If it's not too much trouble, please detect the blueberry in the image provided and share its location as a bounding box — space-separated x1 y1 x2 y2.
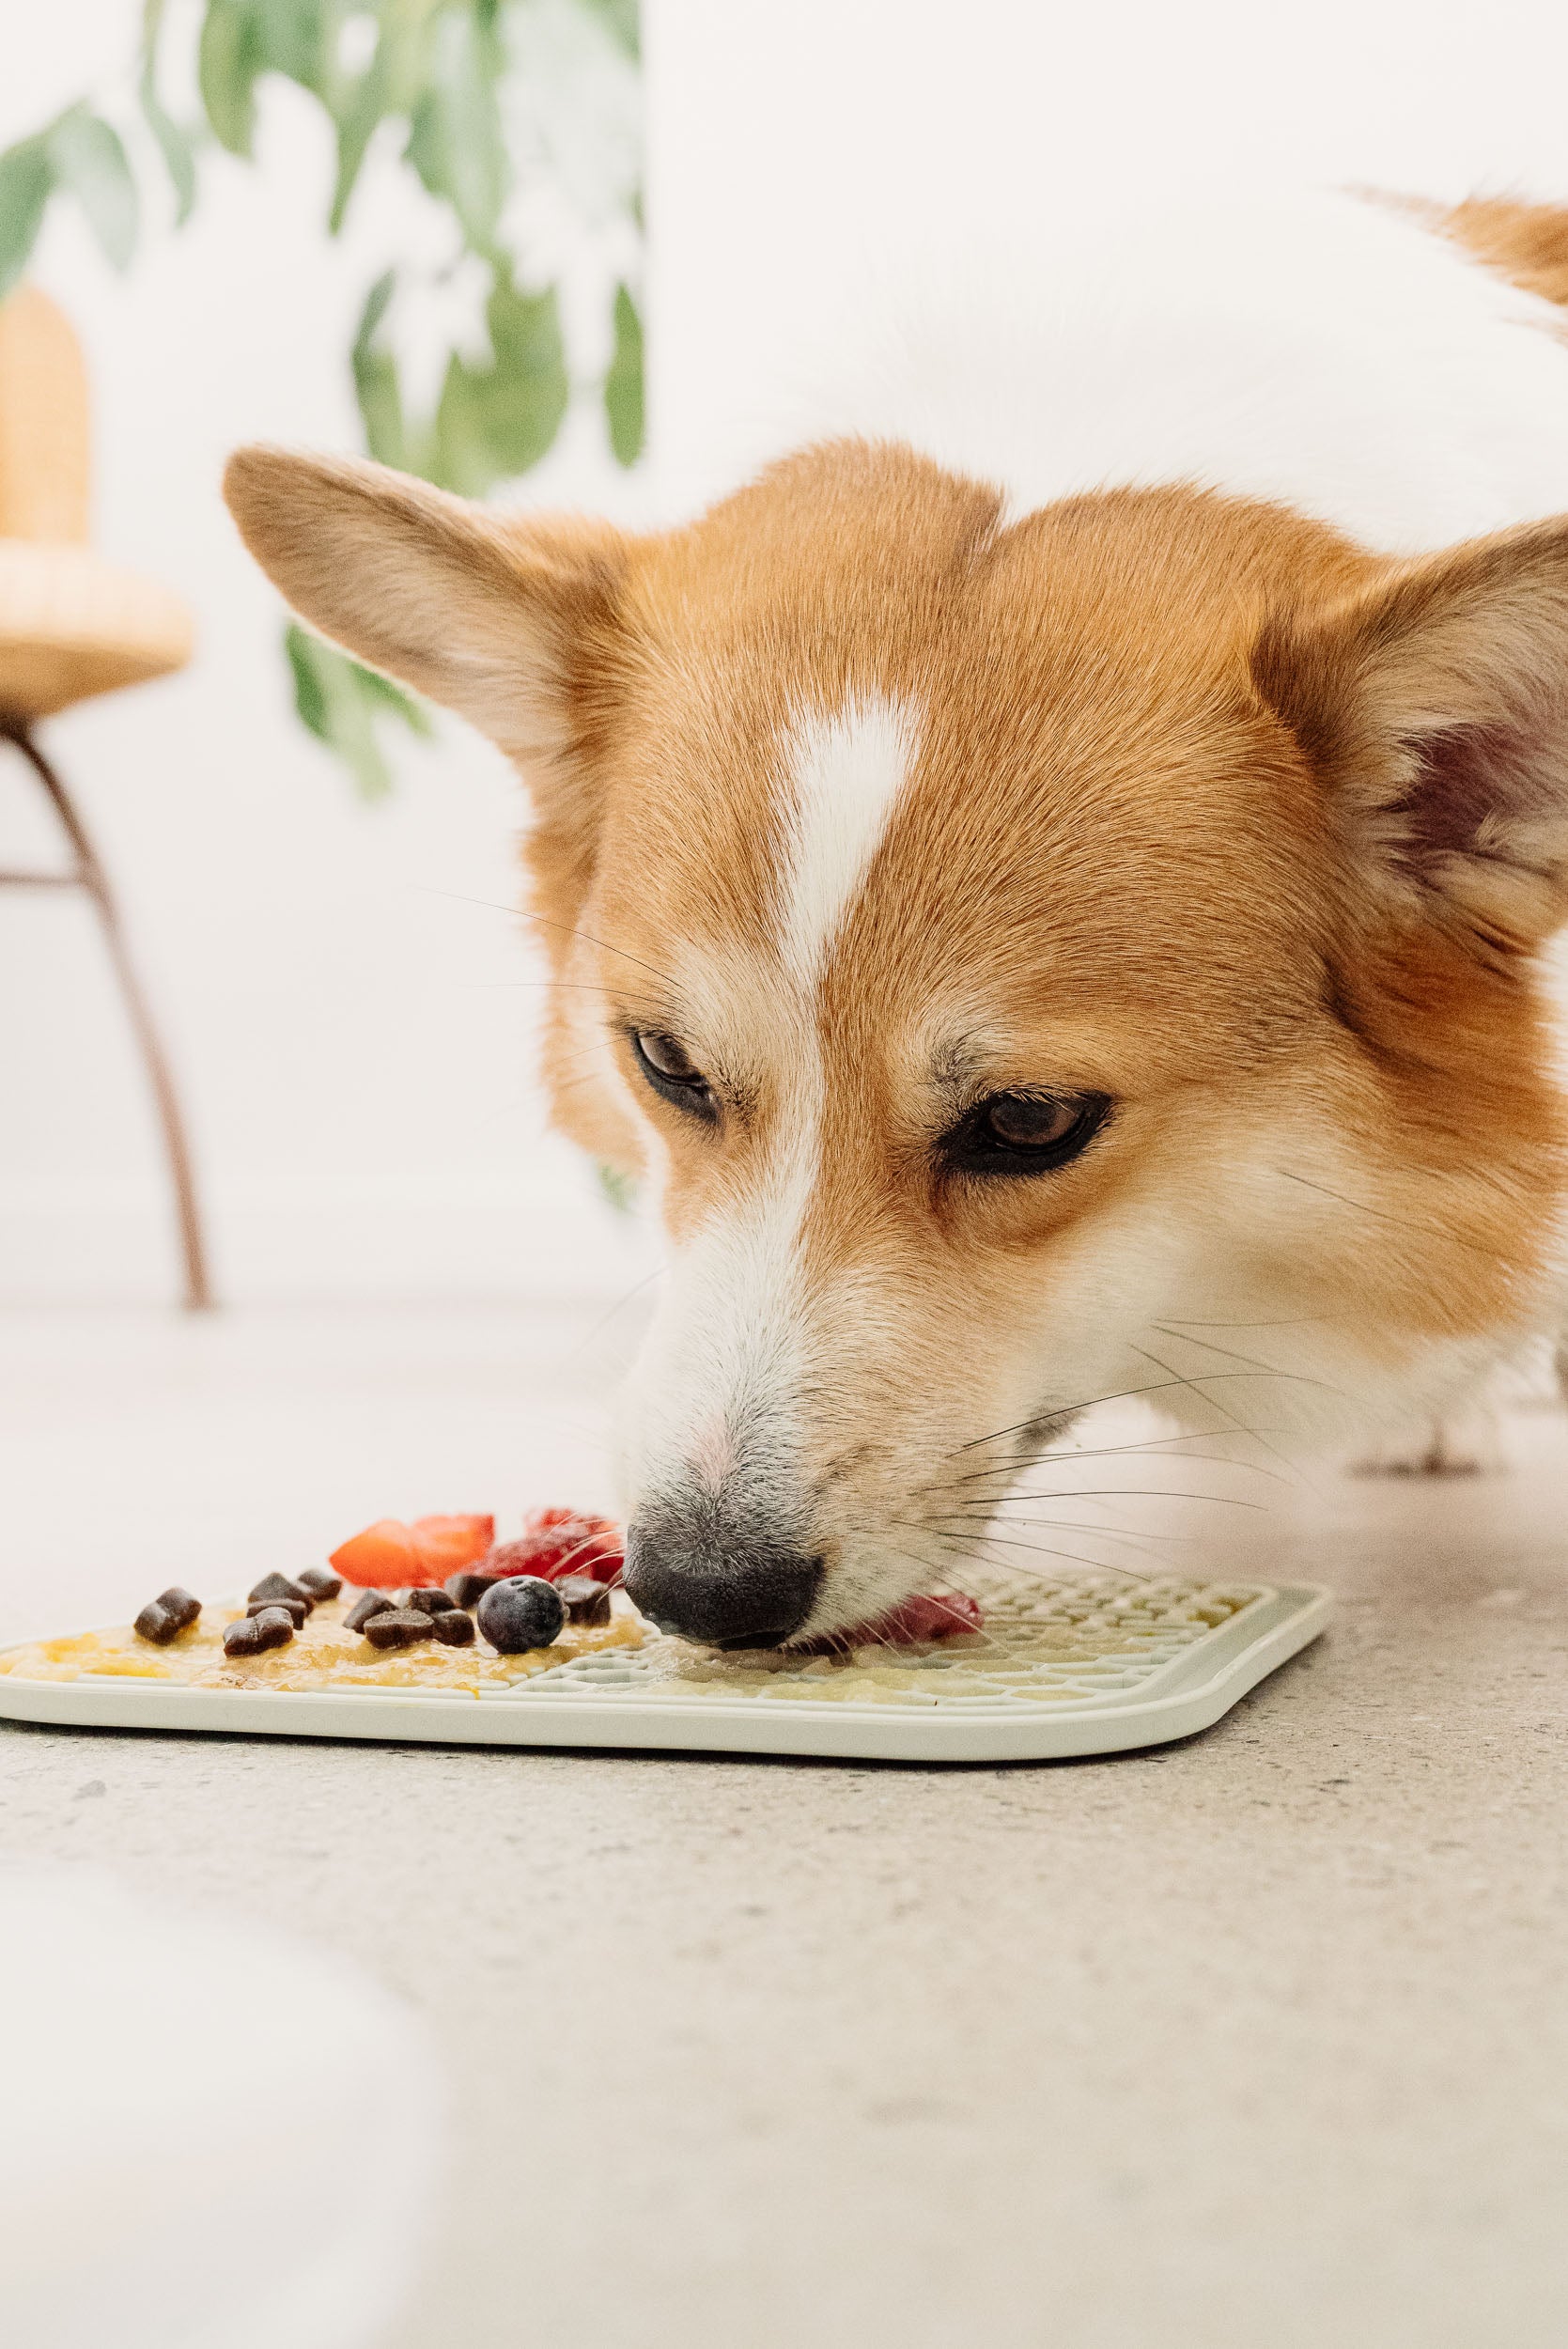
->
476 1576 564 1654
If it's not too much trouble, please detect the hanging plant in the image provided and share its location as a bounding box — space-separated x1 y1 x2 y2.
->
0 0 643 797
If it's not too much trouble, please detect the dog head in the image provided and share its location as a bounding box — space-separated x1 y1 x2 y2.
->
226 440 1568 1644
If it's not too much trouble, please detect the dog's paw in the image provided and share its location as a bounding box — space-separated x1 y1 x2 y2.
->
1347 1409 1508 1478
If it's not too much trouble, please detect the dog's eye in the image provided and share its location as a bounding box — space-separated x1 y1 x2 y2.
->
630 1030 718 1122
945 1090 1110 1175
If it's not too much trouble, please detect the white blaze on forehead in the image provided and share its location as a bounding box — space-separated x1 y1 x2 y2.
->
622 695 918 1557
775 694 921 984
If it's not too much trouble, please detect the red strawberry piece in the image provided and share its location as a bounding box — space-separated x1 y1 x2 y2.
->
410 1514 495 1577
796 1589 984 1653
522 1506 624 1582
871 1590 984 1642
479 1512 623 1587
329 1520 424 1589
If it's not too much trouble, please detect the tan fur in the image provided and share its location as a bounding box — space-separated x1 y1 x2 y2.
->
1418 194 1568 311
223 226 1568 1635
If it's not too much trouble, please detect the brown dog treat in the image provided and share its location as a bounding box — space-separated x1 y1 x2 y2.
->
245 1595 307 1627
133 1586 201 1645
223 1616 262 1658
443 1572 492 1610
430 1608 476 1646
251 1606 296 1650
555 1577 612 1627
297 1567 342 1602
405 1586 458 1614
362 1609 433 1650
345 1589 395 1633
248 1572 313 1612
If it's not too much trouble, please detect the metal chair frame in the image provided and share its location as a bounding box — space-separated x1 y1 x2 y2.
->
0 719 211 1309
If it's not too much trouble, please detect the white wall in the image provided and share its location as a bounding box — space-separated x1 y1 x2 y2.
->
0 0 655 1305
8 0 1568 1306
646 0 1568 503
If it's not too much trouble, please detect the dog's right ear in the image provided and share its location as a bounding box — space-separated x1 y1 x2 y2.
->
222 447 629 776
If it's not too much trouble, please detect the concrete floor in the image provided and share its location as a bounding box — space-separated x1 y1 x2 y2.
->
2 1305 1566 2348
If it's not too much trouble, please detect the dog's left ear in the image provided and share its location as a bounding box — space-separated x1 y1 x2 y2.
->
1252 518 1568 953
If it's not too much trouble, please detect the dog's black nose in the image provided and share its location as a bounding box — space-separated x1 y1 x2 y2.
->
624 1509 823 1648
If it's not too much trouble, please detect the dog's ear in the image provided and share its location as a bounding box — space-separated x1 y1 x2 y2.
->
222 447 629 774
1252 518 1568 953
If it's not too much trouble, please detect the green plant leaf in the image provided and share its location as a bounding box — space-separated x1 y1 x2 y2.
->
253 0 331 95
286 621 429 801
139 68 199 225
405 6 507 254
596 1161 639 1214
427 275 567 494
46 110 139 272
199 0 266 157
605 279 643 465
581 0 640 62
350 267 407 467
356 660 433 736
0 138 53 302
140 0 198 224
329 56 387 233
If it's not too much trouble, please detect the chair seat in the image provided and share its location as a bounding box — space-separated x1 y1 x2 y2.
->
0 541 193 720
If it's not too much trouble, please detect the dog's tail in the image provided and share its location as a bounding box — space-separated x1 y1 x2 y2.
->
1389 191 1568 310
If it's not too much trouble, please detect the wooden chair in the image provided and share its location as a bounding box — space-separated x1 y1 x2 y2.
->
0 286 210 1308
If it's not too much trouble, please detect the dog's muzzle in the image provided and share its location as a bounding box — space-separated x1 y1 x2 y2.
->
623 1500 823 1648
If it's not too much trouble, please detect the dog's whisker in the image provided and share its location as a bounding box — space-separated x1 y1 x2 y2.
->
1158 1315 1324 1330
416 887 682 991
1271 1165 1534 1271
939 1430 1296 1492
940 1486 1266 1510
1129 1343 1325 1493
939 1512 1203 1545
1148 1322 1337 1383
951 1366 1344 1463
924 1524 1156 1583
564 1266 669 1366
926 1530 1154 1590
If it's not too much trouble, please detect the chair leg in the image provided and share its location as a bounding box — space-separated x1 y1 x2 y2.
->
8 723 214 1311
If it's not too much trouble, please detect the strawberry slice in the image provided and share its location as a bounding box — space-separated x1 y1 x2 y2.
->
329 1519 424 1589
409 1514 495 1576
796 1589 984 1653
329 1513 495 1588
869 1590 984 1642
479 1510 623 1587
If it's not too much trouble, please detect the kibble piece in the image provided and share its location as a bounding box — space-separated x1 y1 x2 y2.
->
406 1585 459 1615
444 1571 492 1610
297 1567 342 1603
221 1612 290 1659
132 1586 202 1645
245 1595 307 1627
345 1589 395 1634
476 1576 565 1655
248 1572 313 1612
362 1608 434 1651
430 1607 476 1646
555 1576 612 1627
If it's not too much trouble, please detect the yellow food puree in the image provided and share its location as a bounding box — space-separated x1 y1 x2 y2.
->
0 1593 644 1695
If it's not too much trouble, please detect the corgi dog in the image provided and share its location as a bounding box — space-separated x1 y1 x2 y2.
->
227 186 1568 1649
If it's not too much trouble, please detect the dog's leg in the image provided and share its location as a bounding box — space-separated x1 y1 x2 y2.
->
1349 1408 1504 1476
